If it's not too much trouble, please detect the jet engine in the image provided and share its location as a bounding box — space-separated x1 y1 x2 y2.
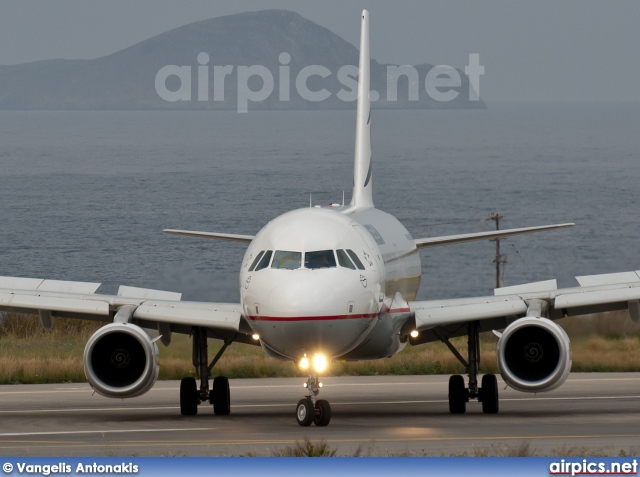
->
83 323 159 398
497 317 571 393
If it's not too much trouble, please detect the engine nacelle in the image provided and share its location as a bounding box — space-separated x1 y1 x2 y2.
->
497 317 571 393
83 323 159 398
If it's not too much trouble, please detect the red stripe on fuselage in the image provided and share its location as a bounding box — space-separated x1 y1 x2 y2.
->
248 313 379 322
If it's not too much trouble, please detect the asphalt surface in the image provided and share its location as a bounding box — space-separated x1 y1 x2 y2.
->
1 373 639 456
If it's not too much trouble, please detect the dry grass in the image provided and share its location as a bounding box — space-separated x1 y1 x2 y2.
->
266 440 638 457
1 311 640 384
271 438 338 457
445 442 639 457
572 336 640 372
0 314 99 384
549 445 640 457
449 441 536 457
557 310 640 338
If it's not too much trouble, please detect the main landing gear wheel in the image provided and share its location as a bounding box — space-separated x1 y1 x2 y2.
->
179 327 237 417
441 321 501 414
296 398 314 427
313 399 331 426
180 377 198 416
211 376 231 415
481 374 499 414
448 374 467 414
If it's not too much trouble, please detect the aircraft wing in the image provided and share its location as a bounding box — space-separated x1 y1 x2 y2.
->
164 229 254 243
407 271 640 344
0 276 252 343
413 223 574 249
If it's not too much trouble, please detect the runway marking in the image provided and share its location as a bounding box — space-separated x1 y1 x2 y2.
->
501 395 640 402
568 377 640 382
233 382 431 388
1 394 639 416
0 428 216 437
0 383 427 395
1 376 637 395
1 433 640 452
0 406 179 414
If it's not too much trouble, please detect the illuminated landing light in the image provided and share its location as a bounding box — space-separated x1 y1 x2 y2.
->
312 354 328 373
410 330 419 338
299 355 310 371
252 334 260 340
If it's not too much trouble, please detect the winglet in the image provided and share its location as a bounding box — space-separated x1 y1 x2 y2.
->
349 10 373 210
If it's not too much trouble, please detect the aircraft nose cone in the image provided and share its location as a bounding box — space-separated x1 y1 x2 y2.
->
267 278 337 317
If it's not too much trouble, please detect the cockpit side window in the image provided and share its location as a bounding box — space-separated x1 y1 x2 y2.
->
248 251 265 272
254 250 273 271
346 249 366 270
305 250 336 269
271 250 302 270
336 249 356 270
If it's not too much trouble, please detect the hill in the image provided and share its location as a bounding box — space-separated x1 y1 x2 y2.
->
0 10 484 110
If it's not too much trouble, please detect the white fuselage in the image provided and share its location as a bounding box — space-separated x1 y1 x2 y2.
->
239 206 421 362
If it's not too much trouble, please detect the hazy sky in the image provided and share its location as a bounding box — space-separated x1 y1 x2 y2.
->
1 0 639 103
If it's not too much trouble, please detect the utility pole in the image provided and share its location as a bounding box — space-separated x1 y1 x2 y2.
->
486 213 506 288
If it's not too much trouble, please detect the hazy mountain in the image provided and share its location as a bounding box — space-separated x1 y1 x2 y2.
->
0 10 484 110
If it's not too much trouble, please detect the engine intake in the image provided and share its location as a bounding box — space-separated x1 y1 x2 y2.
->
83 323 159 398
497 317 571 393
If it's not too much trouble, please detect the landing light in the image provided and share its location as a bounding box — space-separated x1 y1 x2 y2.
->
252 334 260 340
410 330 419 338
299 356 310 371
313 354 328 373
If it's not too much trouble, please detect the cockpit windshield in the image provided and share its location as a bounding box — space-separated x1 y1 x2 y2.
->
250 249 363 272
346 249 366 270
248 251 265 271
254 250 273 271
304 250 337 269
271 250 302 270
336 249 356 269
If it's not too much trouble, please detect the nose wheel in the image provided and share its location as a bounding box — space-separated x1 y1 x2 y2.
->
296 374 331 426
296 399 314 426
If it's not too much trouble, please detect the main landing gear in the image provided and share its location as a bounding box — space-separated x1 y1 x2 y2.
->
296 374 331 427
438 321 499 414
180 327 236 416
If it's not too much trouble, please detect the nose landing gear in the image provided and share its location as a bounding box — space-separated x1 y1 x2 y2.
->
296 374 331 426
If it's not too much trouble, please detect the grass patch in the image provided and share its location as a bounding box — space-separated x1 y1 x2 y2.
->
2 311 640 384
445 442 639 457
267 440 637 457
271 438 338 457
446 441 536 457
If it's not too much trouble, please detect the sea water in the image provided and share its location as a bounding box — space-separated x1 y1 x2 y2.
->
0 103 638 302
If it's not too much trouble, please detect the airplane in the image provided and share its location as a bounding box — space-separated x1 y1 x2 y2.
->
1 10 639 427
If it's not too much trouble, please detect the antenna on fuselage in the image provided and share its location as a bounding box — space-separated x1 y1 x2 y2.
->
309 193 312 208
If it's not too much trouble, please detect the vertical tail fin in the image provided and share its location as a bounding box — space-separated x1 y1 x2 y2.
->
349 9 373 209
